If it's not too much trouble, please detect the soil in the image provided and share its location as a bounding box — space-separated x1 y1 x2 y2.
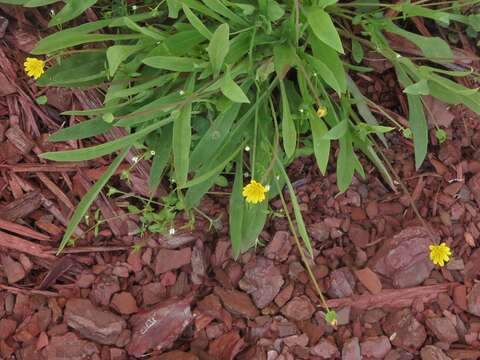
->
1 5 480 360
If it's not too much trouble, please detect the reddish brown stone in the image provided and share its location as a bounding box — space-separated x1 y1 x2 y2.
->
208 331 245 360
281 296 315 321
425 317 459 344
214 287 258 318
360 336 391 359
155 248 192 275
0 319 16 340
64 298 126 345
1 254 26 283
42 332 98 360
265 231 292 262
369 227 434 288
127 295 193 357
111 292 138 315
239 257 284 309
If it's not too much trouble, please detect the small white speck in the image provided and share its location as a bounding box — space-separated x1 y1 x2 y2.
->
150 150 156 156
132 156 139 164
276 176 280 180
84 215 89 220
395 53 402 59
265 185 270 191
169 228 176 235
132 5 138 10
299 108 304 113
244 172 249 177
50 9 55 16
179 90 185 96
244 146 250 152
313 72 318 77
170 178 176 183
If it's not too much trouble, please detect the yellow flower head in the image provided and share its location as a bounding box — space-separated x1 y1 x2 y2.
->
242 180 268 204
429 242 452 267
317 105 327 118
24 57 45 80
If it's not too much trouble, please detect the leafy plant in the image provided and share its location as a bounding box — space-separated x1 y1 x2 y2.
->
5 0 480 259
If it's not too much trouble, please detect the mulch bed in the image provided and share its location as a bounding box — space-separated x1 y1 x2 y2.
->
2 5 480 360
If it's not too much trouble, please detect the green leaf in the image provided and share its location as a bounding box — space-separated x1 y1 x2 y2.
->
385 21 453 61
49 117 112 142
307 55 343 96
148 126 173 194
266 0 284 21
408 94 428 169
173 75 195 187
57 147 129 254
49 0 98 27
276 161 313 257
352 39 364 63
273 44 296 79
229 156 244 259
207 23 230 77
25 0 61 6
310 37 347 94
404 79 430 95
183 4 212 40
41 117 173 161
37 52 106 88
143 56 206 72
307 7 344 54
325 310 337 325
322 119 349 140
337 135 355 192
107 44 141 76
220 69 250 103
36 95 48 105
166 0 182 18
280 80 296 158
190 103 241 171
309 111 330 175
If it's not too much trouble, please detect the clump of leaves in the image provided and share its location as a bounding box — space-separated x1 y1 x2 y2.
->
5 0 480 258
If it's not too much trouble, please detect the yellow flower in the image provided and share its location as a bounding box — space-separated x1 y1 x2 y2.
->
429 242 452 267
242 180 268 204
317 105 327 118
24 57 45 80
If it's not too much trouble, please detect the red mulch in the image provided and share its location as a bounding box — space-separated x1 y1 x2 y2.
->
1 5 480 360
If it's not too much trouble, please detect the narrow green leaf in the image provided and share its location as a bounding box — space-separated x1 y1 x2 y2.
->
307 55 342 96
352 38 364 63
230 156 244 259
41 117 173 161
309 111 330 175
279 80 296 158
183 4 212 40
310 36 347 94
385 21 453 61
107 44 140 76
148 125 173 194
49 117 112 142
322 119 349 140
276 161 313 257
307 7 344 54
49 0 98 27
408 95 428 169
337 134 355 192
207 23 230 77
173 76 195 187
220 69 250 103
273 44 296 79
143 56 206 72
404 79 430 95
57 147 129 254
